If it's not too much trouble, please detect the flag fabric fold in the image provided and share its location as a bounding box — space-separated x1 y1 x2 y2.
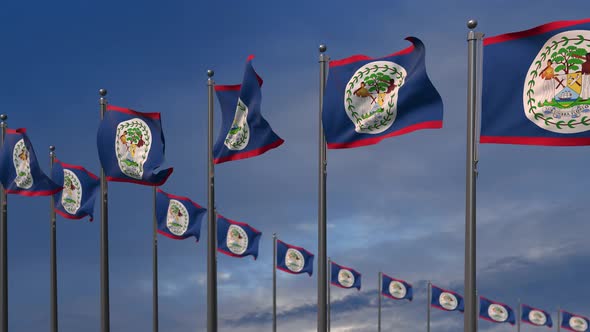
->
51 159 100 221
322 37 443 149
481 18 590 146
276 240 314 276
155 189 206 241
330 261 361 290
217 215 262 260
430 285 464 313
97 105 173 186
0 128 62 196
381 274 412 301
522 304 553 328
479 296 516 325
213 55 284 164
561 310 589 332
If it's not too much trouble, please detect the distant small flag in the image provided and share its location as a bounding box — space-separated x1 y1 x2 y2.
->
214 56 284 164
276 240 314 276
322 37 443 149
561 310 589 332
155 189 206 241
381 274 412 301
97 105 173 186
0 128 62 196
217 215 262 259
479 296 515 325
522 304 553 328
481 18 590 146
51 159 100 221
430 285 464 313
330 262 361 290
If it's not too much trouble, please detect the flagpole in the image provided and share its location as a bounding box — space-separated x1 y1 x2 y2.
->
557 308 560 332
464 20 483 332
152 186 158 332
318 43 329 332
377 272 382 332
517 299 521 332
49 146 58 332
99 89 110 332
206 69 218 332
427 281 431 332
327 257 331 332
272 233 277 332
0 113 7 332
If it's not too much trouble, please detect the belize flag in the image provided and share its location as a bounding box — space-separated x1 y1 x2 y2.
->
217 215 262 260
322 37 443 149
276 240 314 276
213 56 284 164
51 159 100 221
155 189 206 241
479 296 516 325
481 18 590 146
430 285 464 313
522 304 553 328
330 262 361 290
381 274 412 301
97 105 173 186
561 310 589 332
0 128 62 196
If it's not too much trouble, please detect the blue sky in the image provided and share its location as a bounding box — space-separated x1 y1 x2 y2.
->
2 0 590 331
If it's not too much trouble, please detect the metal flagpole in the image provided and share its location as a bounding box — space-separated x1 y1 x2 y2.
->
99 89 110 332
49 146 58 332
0 114 7 332
327 257 331 332
318 44 329 332
427 281 431 332
377 272 382 332
557 308 560 332
464 20 483 332
206 70 218 332
517 299 521 332
152 187 158 332
272 233 277 332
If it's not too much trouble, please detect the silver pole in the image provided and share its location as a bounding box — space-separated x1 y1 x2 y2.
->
206 70 218 332
0 114 6 332
152 187 158 332
99 89 110 332
49 146 58 332
378 272 382 332
427 281 431 332
464 20 483 332
517 299 521 332
317 43 328 332
327 257 331 332
557 309 560 332
272 233 277 332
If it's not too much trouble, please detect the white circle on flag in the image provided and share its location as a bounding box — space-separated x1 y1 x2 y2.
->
338 269 355 288
488 304 509 322
226 225 248 255
285 248 304 273
570 316 589 332
529 309 547 326
388 281 407 299
166 199 189 236
439 292 458 311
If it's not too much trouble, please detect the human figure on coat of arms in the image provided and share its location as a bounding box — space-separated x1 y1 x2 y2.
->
539 59 556 103
573 52 590 100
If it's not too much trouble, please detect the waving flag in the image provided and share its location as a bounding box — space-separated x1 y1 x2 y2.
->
481 18 590 146
381 274 412 301
217 215 262 259
51 159 99 221
0 128 61 196
561 310 589 332
479 296 515 325
276 240 314 276
97 105 173 186
430 285 464 313
330 262 361 290
522 304 553 328
155 189 206 241
213 56 284 164
322 37 443 149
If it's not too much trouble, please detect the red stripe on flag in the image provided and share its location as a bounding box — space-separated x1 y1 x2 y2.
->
484 18 590 46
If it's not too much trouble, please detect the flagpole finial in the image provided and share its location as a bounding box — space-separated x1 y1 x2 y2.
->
0 114 6 121
207 70 214 78
467 19 478 30
319 44 327 53
49 146 55 152
99 89 107 97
